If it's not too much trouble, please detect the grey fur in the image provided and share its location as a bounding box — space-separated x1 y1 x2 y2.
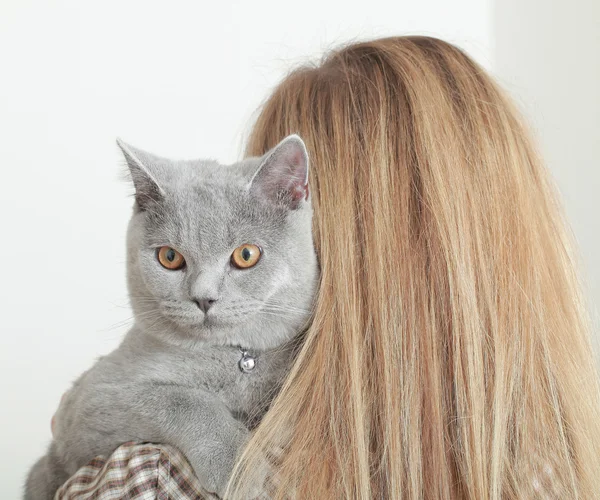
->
24 135 319 499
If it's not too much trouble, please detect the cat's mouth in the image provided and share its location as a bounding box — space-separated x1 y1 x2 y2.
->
154 300 261 334
200 314 215 326
173 312 229 330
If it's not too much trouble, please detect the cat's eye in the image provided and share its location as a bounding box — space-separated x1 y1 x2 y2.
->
157 246 186 270
231 244 262 269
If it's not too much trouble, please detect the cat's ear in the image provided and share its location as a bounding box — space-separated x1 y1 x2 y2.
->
248 134 309 210
117 139 166 210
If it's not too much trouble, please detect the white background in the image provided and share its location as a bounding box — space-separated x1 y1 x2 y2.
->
0 0 597 497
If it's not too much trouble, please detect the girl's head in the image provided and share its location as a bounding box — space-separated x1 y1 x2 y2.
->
231 36 600 499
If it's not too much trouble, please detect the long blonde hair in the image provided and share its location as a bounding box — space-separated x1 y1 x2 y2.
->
228 36 600 499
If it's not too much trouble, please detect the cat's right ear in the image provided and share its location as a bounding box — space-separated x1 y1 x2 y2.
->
117 139 166 210
248 134 309 210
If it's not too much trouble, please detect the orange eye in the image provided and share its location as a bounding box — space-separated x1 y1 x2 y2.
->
157 246 186 270
231 244 262 269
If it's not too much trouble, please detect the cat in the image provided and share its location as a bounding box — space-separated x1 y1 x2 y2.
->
24 134 319 499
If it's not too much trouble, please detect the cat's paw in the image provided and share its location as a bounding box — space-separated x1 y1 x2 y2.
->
188 428 252 498
240 448 278 499
209 448 275 499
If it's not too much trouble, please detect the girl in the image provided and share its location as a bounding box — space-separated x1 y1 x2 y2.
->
50 36 600 499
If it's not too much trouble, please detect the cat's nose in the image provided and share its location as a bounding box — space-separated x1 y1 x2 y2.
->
194 298 216 313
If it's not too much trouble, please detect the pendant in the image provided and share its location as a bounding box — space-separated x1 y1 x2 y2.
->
238 349 256 373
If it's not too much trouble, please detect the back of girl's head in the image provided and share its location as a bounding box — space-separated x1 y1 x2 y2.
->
231 36 600 499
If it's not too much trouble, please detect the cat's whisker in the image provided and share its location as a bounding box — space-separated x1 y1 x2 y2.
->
119 310 170 328
263 301 313 314
262 306 310 315
101 309 165 332
258 311 304 320
237 299 312 315
101 319 136 333
145 315 174 333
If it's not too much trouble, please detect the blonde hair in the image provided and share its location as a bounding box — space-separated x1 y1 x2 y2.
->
228 36 600 499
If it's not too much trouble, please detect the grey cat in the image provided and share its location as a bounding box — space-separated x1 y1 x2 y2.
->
24 134 319 499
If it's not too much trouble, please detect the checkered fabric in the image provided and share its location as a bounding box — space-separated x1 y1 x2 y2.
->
52 440 563 499
55 442 210 500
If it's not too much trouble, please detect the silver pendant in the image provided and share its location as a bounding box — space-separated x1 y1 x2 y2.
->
238 349 256 373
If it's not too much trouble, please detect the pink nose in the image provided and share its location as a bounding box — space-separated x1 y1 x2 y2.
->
194 298 216 313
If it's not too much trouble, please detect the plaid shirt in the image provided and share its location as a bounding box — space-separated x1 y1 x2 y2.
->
53 441 564 499
55 442 212 500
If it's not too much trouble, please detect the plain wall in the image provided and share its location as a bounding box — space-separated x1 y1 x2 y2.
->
0 0 492 495
494 0 600 346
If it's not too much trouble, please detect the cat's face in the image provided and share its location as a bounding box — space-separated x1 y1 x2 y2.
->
121 135 319 350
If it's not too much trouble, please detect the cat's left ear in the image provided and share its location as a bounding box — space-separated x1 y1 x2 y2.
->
249 134 309 210
117 139 167 211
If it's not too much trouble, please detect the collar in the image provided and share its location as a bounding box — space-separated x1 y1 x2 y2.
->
238 346 257 373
